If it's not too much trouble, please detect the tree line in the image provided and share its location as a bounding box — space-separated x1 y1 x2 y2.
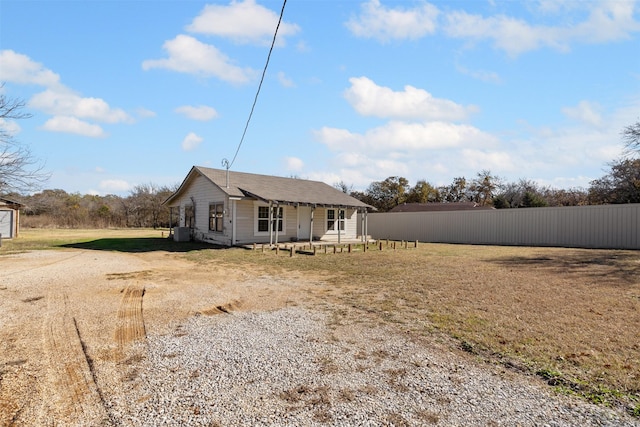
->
342 156 640 212
11 184 176 229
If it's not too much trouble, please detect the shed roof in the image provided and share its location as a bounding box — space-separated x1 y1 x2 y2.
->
164 166 373 209
388 202 494 213
0 197 23 208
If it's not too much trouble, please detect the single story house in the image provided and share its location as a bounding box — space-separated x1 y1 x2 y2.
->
163 166 374 246
0 197 23 239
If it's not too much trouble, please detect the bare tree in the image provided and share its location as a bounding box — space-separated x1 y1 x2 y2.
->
0 86 49 194
469 170 501 206
622 121 640 156
333 180 353 194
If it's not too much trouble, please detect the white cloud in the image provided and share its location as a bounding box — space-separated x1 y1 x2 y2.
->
142 35 257 84
181 132 203 151
0 49 61 87
444 1 640 56
344 76 477 121
186 0 300 45
346 0 439 42
99 179 131 193
277 71 295 88
0 50 134 136
41 116 106 138
315 120 496 153
0 118 21 136
459 149 517 173
346 1 640 56
570 1 640 44
444 12 561 56
30 88 132 124
136 107 156 119
175 105 219 121
284 156 304 171
455 63 502 84
562 101 603 127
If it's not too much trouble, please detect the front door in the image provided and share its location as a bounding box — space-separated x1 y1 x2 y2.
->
297 206 312 240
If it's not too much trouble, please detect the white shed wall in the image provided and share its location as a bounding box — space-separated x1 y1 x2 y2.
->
0 209 14 238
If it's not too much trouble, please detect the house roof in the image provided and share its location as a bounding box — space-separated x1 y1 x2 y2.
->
388 202 494 213
164 166 374 210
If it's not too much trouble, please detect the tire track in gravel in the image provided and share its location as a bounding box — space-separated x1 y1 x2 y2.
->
42 292 112 426
114 282 146 359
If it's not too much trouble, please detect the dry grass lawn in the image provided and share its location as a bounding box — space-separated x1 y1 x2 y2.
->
3 229 639 415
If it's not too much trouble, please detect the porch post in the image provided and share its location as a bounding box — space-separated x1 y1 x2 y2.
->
169 207 173 237
309 206 314 243
269 201 273 246
338 207 342 245
274 203 280 246
364 210 368 243
231 199 236 246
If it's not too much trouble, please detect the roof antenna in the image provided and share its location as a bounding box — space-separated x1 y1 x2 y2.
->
222 158 230 188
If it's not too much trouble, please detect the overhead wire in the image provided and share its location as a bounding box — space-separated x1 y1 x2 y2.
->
225 0 288 170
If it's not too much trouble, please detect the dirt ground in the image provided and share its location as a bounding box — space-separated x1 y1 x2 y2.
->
0 248 311 425
2 243 639 425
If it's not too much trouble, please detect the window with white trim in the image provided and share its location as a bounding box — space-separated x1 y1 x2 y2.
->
209 203 223 232
255 204 284 234
326 208 345 232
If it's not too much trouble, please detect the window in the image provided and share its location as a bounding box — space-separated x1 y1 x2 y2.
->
327 209 345 231
209 203 224 232
185 205 194 228
256 204 283 234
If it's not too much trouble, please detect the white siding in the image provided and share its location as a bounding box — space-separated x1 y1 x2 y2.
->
170 175 232 245
234 200 255 244
362 204 640 249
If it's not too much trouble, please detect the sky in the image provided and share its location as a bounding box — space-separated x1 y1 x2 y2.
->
1 0 639 196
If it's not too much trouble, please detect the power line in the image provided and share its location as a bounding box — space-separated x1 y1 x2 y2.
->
224 0 288 170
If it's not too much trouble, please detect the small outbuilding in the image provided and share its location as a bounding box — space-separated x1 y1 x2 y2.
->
389 202 495 213
0 197 23 240
163 166 374 246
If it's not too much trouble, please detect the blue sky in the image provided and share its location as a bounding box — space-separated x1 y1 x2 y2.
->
1 0 639 196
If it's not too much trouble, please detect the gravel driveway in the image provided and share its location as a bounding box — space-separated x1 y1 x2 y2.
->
1 249 637 426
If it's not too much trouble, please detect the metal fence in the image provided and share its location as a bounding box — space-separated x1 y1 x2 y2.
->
360 204 640 249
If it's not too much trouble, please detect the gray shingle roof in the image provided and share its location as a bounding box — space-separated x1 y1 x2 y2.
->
166 166 373 209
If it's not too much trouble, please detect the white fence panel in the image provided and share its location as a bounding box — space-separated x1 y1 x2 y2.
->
360 204 640 249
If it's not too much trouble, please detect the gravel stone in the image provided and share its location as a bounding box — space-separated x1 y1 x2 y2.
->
104 307 639 426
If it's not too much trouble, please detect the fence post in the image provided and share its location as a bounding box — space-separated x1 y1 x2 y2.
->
290 244 295 257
